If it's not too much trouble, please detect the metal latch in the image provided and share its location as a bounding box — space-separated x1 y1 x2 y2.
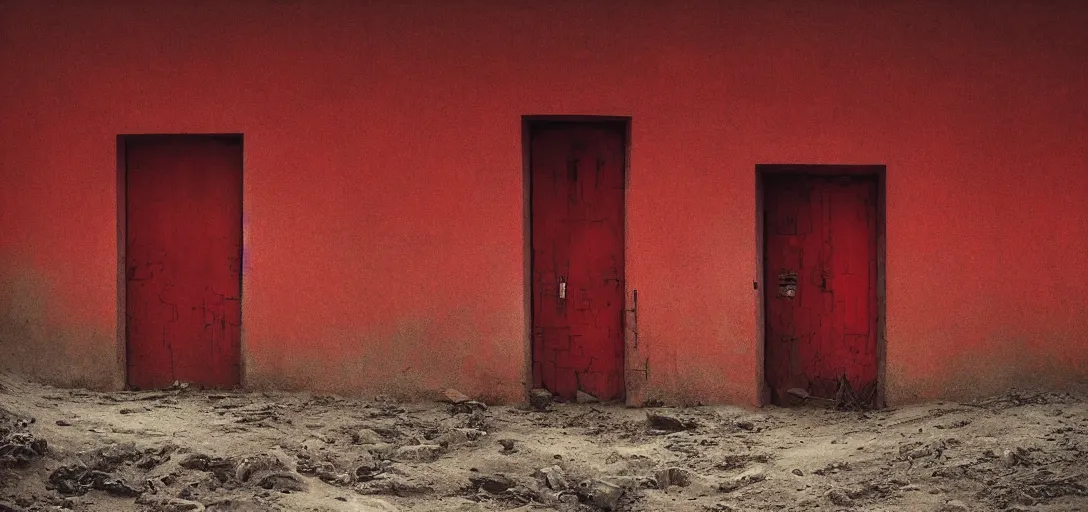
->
778 271 798 299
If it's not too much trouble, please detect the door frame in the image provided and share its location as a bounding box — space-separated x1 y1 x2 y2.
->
521 115 632 402
755 164 887 408
116 133 246 390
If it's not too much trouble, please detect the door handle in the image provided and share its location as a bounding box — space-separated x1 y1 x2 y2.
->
559 279 567 300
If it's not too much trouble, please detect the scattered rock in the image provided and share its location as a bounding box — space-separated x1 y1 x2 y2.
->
352 428 385 445
529 389 553 411
136 496 205 512
498 439 517 453
394 444 444 462
792 468 804 476
443 388 472 404
813 461 851 475
938 499 970 511
733 420 755 431
137 443 178 470
437 428 485 448
55 420 72 427
646 412 697 432
469 473 515 493
178 453 236 482
536 465 568 490
576 391 599 404
234 452 307 491
577 479 625 511
826 488 854 507
601 475 655 491
655 467 692 488
353 459 385 482
718 470 765 493
1001 448 1027 467
47 465 144 497
355 475 434 497
450 400 488 414
715 453 770 470
256 472 307 492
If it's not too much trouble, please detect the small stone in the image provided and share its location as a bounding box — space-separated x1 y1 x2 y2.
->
1001 449 1018 467
442 388 472 404
938 499 969 512
352 429 384 445
256 472 307 492
538 465 568 490
646 412 697 432
119 408 138 415
655 467 692 488
435 429 474 447
734 420 755 431
161 498 205 512
363 442 396 460
826 488 854 506
576 391 599 404
530 389 553 411
235 454 290 482
469 473 514 493
718 470 765 493
394 444 444 462
580 479 625 510
498 439 516 452
134 497 205 512
792 468 803 476
56 420 72 426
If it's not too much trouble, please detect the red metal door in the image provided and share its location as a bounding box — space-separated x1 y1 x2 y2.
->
530 122 625 401
764 174 878 405
125 135 243 390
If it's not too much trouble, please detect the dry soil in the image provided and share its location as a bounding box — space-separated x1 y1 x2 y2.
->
2 373 1087 511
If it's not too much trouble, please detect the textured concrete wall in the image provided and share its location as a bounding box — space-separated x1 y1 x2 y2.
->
1 0 1085 405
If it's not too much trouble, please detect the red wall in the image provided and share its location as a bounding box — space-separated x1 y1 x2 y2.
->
2 0 1086 405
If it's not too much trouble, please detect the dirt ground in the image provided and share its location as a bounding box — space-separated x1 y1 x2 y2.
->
2 374 1087 512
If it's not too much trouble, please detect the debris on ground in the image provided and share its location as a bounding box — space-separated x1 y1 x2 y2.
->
576 391 599 404
646 412 698 433
529 388 553 411
2 373 1088 511
0 408 47 470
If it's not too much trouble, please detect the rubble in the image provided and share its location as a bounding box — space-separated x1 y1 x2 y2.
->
645 412 698 433
536 465 568 490
468 473 514 494
576 479 626 510
529 389 553 411
2 374 1087 511
0 409 46 469
576 391 599 404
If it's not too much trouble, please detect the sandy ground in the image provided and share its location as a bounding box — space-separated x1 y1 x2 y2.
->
2 374 1087 512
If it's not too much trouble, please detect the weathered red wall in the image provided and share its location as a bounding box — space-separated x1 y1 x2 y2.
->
2 0 1086 405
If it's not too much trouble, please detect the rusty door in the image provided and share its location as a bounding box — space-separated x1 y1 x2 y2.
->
764 174 878 405
125 135 243 390
530 122 625 401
